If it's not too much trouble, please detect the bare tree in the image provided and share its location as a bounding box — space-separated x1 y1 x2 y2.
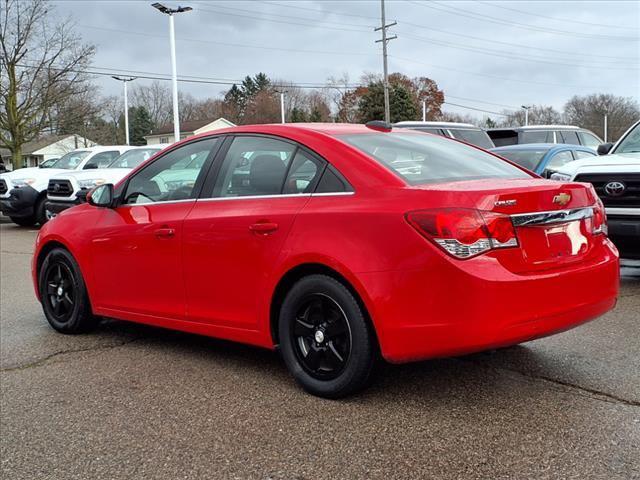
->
499 105 562 127
130 80 172 128
564 94 639 141
0 0 95 168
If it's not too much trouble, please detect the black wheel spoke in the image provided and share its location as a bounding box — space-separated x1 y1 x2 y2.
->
62 293 74 308
325 342 345 369
53 298 62 315
305 347 322 371
294 318 314 337
46 283 57 295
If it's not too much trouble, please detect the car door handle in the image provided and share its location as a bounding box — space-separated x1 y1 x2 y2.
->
154 227 175 239
249 222 279 234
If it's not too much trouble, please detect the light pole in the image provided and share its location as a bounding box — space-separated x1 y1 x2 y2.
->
422 99 426 122
152 2 192 143
521 105 531 126
280 91 286 124
375 0 396 124
604 113 608 142
112 76 136 145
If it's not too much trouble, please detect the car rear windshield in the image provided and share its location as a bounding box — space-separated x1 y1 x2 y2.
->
109 148 160 169
448 129 494 149
492 149 548 171
337 132 531 185
54 150 91 169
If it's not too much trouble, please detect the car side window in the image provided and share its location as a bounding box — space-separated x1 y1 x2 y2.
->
283 150 325 194
214 136 296 197
84 151 120 169
315 166 353 193
577 132 601 149
558 131 580 145
574 150 596 159
546 150 574 169
123 138 219 204
520 131 552 143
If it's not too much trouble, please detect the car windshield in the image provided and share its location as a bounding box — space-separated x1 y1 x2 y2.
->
614 123 640 154
338 132 531 185
492 149 548 171
448 129 494 149
54 151 91 169
108 148 160 169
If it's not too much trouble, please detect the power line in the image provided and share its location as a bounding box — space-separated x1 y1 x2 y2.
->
259 0 635 62
400 32 639 71
477 0 640 31
408 0 639 41
390 55 608 90
261 1 381 21
443 101 510 116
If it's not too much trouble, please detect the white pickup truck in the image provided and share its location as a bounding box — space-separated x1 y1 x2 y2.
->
45 144 170 218
0 146 133 226
551 120 640 258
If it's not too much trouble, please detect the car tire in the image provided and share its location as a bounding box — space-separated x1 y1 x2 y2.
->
9 216 36 227
39 248 97 334
34 196 48 226
278 274 377 398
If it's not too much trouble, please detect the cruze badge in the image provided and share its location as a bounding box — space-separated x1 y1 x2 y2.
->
604 181 625 197
553 193 571 206
495 199 517 207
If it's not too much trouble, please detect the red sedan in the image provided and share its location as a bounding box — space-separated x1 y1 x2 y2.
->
32 123 619 398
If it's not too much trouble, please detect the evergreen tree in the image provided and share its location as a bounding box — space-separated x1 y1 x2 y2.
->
290 107 308 123
129 106 153 145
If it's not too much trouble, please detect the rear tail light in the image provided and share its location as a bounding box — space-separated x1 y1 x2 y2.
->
592 199 607 235
406 208 519 259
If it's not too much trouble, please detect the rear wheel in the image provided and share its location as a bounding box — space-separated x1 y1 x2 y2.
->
278 275 376 398
39 248 97 334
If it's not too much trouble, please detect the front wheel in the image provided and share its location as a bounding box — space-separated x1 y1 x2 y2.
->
278 275 377 398
39 248 97 333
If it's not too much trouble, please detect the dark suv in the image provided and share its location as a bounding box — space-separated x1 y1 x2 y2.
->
394 122 494 149
487 125 602 150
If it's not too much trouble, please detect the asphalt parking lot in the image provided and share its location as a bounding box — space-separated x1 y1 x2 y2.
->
1 221 638 480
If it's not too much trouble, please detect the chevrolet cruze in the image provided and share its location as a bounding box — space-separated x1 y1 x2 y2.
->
32 123 619 398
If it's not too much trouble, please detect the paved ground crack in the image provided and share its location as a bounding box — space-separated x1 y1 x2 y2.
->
471 361 640 407
0 337 143 372
0 250 32 255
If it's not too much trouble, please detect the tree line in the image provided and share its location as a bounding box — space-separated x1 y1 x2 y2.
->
1 0 638 165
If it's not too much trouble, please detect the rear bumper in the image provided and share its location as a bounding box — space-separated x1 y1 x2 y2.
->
607 215 640 259
0 186 38 218
359 240 620 363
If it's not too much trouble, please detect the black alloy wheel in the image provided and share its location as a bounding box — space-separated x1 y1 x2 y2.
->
279 275 377 398
292 294 352 380
39 248 97 334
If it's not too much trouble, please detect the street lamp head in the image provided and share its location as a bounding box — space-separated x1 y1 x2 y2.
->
151 2 192 14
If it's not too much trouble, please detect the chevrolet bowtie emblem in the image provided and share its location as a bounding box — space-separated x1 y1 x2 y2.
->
553 192 571 206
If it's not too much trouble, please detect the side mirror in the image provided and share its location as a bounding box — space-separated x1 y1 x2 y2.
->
84 163 99 170
597 143 613 155
87 184 114 208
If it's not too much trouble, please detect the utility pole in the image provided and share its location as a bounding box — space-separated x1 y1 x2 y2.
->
152 3 192 143
112 76 136 145
422 100 426 122
521 105 531 126
375 0 396 124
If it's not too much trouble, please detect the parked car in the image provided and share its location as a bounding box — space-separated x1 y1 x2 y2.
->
33 123 619 398
487 125 602 149
394 121 495 149
0 146 133 226
491 143 597 177
46 145 171 218
551 120 640 258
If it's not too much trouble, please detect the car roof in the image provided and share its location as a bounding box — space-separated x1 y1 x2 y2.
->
488 125 581 132
394 121 479 129
196 122 433 137
491 143 592 151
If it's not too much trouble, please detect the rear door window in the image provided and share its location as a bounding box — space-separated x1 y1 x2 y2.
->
520 131 553 143
213 136 296 197
448 129 494 149
283 150 324 194
546 150 575 170
558 130 580 145
574 150 596 159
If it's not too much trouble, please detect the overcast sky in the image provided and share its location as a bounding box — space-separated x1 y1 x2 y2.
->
52 0 640 120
